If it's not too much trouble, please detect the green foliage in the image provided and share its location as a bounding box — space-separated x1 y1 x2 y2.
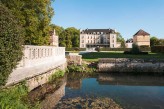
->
51 25 80 47
150 36 164 47
100 48 131 51
150 37 159 46
0 83 28 109
1 0 54 45
131 44 140 54
0 4 24 86
67 64 97 73
49 70 65 82
151 46 164 53
117 33 125 48
0 82 40 109
66 47 86 51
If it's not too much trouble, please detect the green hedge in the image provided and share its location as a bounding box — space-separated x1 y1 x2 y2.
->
100 48 131 51
0 4 24 86
100 47 151 52
66 47 86 51
139 46 151 52
151 46 164 53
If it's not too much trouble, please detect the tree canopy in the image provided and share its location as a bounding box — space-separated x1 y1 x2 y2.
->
117 33 125 48
50 25 80 48
1 0 54 45
150 36 164 46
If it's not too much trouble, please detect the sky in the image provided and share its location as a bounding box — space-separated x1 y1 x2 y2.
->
51 0 164 39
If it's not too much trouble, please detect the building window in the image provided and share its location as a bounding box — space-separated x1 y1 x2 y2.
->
88 40 89 43
82 40 84 43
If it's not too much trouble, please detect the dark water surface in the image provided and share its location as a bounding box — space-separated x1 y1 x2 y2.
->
64 74 164 109
29 73 164 109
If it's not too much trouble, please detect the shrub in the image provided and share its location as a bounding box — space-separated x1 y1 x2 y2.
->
139 46 151 52
151 46 164 53
100 48 131 51
124 51 131 54
0 84 27 109
131 44 140 54
0 4 24 86
95 46 100 52
124 44 149 55
66 47 86 51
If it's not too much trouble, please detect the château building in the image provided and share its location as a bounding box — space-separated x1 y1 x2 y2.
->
133 29 150 47
80 29 118 48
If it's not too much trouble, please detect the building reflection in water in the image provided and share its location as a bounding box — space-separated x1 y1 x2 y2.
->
66 78 82 89
97 73 164 86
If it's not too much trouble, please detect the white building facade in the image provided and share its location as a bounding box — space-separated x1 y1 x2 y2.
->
80 29 118 48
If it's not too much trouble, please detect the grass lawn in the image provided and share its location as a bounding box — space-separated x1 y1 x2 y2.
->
82 52 164 62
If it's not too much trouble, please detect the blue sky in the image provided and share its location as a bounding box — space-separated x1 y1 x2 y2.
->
51 0 164 39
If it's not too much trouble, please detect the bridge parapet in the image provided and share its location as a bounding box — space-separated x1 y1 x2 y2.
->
18 45 65 68
7 45 66 87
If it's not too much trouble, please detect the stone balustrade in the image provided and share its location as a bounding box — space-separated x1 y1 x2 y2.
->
7 45 66 86
18 45 65 68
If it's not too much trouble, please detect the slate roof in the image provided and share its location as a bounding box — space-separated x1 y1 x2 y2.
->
133 29 150 36
126 38 133 43
81 29 116 34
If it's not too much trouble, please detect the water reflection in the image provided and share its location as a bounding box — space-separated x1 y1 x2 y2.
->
98 73 164 86
28 73 164 109
28 75 66 109
66 78 82 89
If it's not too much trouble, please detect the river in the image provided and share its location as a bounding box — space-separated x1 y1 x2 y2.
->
28 73 164 109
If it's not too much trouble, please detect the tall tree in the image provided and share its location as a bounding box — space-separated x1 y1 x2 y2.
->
50 24 64 35
65 27 80 47
50 25 80 48
150 36 160 46
1 0 54 45
117 33 125 48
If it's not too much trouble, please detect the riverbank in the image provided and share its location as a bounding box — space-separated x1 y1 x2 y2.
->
0 82 39 109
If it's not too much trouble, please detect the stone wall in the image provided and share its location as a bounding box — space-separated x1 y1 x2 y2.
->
98 58 164 73
26 63 66 91
66 54 82 65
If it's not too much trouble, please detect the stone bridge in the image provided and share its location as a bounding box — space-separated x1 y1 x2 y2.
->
6 45 66 90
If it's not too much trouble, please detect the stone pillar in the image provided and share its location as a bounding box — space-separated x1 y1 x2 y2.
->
50 29 59 47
